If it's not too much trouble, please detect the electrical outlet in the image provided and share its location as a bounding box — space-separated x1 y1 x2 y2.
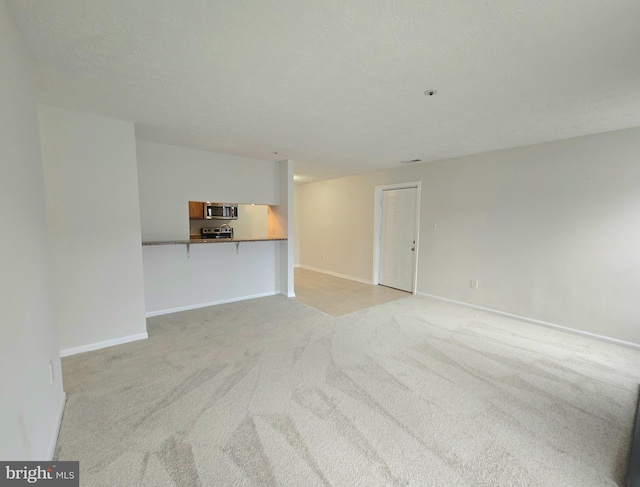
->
432 223 438 231
49 361 54 384
470 279 479 289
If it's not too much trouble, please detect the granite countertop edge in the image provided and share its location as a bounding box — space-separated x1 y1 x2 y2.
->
142 237 287 246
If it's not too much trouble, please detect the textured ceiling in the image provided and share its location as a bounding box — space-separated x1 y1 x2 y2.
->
9 0 640 182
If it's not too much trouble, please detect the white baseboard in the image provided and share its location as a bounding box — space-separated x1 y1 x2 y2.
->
46 392 66 460
298 265 372 285
60 332 149 357
281 291 296 298
417 292 640 350
145 291 279 318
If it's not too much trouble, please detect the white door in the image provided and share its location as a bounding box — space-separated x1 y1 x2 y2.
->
379 188 417 292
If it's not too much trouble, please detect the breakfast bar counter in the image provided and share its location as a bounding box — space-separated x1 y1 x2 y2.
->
142 237 287 246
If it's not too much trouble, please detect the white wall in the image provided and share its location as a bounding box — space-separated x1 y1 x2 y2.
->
233 205 269 239
284 161 295 295
268 160 294 296
298 127 640 345
0 0 65 460
39 106 147 354
294 184 301 267
143 242 279 315
136 140 279 241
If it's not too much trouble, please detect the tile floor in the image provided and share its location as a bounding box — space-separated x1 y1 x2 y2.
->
294 267 410 315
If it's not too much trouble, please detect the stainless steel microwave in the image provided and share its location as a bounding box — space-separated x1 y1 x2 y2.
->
203 202 238 220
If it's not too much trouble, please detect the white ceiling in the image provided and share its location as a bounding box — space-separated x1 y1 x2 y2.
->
9 0 640 183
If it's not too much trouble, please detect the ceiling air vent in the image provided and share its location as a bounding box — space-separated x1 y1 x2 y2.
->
399 159 422 164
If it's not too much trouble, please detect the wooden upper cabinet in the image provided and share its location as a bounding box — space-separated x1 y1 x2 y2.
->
189 201 204 220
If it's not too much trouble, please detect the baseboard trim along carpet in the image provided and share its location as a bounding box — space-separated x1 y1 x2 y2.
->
417 292 640 351
60 333 149 357
46 392 66 460
145 291 279 318
298 264 372 285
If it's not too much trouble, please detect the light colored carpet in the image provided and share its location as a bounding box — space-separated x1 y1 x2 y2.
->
294 267 409 316
55 295 640 486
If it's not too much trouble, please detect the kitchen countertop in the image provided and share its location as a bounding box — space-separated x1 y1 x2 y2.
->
142 237 287 246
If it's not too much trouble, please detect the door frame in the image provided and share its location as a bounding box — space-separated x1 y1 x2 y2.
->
372 182 421 294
